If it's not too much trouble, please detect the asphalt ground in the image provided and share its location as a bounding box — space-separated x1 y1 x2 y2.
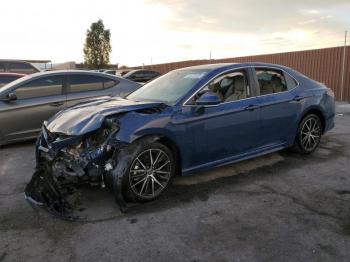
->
0 109 349 262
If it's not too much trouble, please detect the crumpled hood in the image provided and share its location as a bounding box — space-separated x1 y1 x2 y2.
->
46 97 162 136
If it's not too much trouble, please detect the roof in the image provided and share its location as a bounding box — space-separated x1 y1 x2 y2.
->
0 70 124 95
0 59 51 63
0 72 26 77
181 62 290 71
16 70 123 81
26 69 106 75
180 63 235 70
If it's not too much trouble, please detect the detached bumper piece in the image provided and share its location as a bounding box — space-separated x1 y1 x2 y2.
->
25 165 78 220
25 164 129 221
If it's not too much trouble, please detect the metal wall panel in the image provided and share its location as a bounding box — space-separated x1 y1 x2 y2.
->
135 46 349 101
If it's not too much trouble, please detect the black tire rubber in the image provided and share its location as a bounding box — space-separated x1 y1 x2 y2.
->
112 138 176 203
291 114 322 154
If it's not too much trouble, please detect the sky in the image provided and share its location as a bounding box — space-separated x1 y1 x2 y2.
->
0 0 349 66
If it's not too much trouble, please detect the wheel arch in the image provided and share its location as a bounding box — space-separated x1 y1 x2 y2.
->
130 134 182 176
299 106 326 134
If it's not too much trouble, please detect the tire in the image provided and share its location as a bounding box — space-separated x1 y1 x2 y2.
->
292 114 322 154
113 139 176 202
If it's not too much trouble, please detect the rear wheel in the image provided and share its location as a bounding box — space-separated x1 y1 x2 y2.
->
292 114 322 154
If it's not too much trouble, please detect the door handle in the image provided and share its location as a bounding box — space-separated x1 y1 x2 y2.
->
293 95 303 102
50 101 64 107
245 104 259 111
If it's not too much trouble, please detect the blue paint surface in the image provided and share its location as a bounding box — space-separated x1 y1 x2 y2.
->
45 63 335 175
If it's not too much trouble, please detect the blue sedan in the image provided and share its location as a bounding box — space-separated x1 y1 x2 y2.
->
25 62 335 216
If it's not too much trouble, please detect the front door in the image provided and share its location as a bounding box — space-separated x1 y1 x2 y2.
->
180 68 261 170
0 75 66 144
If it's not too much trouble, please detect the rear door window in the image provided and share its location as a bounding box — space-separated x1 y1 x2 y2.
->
284 73 298 90
103 78 118 89
69 75 118 93
133 72 144 78
255 68 288 95
14 76 63 99
145 71 155 78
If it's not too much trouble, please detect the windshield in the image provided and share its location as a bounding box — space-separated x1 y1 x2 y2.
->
127 69 210 104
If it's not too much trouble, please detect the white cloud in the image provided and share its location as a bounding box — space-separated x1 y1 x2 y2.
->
0 0 349 66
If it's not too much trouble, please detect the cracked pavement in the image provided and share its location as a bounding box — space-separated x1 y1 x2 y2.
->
0 113 349 262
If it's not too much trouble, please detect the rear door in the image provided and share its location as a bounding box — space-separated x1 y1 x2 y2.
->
0 75 66 143
253 67 300 147
66 74 120 107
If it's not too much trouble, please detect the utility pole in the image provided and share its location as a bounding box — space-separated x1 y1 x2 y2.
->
209 50 212 60
340 30 347 101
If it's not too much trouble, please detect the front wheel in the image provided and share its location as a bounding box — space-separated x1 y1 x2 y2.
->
292 114 322 154
117 141 176 202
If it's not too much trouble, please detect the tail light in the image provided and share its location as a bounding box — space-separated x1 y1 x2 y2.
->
326 88 334 98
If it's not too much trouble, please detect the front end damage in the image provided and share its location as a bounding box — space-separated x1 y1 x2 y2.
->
25 118 129 219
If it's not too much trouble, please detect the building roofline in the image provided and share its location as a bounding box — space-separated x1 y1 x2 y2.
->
0 59 51 63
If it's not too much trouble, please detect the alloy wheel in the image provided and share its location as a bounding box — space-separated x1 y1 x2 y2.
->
129 149 172 199
300 116 321 151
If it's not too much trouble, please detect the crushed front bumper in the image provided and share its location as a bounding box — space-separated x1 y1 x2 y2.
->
25 163 129 220
25 126 129 220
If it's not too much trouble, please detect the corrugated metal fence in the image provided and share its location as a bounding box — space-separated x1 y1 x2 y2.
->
134 46 350 101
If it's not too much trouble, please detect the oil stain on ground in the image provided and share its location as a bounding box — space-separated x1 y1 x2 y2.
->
341 223 350 236
0 252 7 262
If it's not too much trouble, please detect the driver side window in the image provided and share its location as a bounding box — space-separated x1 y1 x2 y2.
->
15 76 63 100
189 70 250 104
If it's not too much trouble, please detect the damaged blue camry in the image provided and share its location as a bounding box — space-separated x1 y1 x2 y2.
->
25 63 335 218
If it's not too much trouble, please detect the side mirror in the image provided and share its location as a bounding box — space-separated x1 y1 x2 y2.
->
7 92 17 101
196 92 221 106
0 92 17 102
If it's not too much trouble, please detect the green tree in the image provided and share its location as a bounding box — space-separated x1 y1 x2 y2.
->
83 19 111 69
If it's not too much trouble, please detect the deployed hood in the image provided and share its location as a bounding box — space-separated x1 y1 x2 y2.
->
46 97 162 136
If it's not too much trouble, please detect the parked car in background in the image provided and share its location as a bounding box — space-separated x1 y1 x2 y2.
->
0 70 141 145
0 73 25 87
120 70 130 76
123 69 161 83
0 60 40 75
93 69 118 75
103 69 116 75
25 63 335 217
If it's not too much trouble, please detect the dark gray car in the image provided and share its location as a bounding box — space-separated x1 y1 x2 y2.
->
0 70 141 146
